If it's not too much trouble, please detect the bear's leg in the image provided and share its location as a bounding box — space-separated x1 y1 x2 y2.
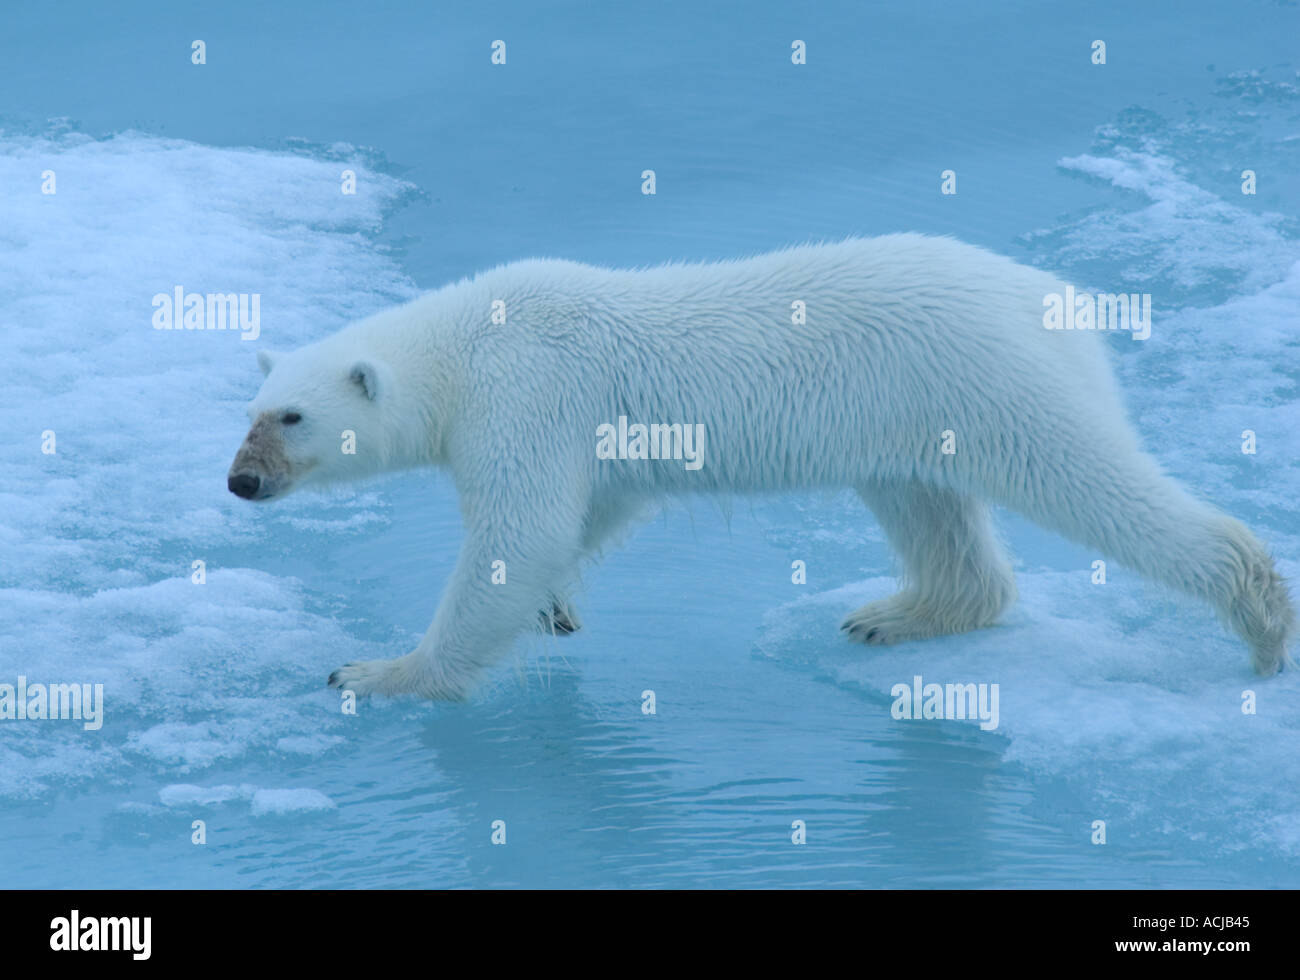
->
842 479 1017 644
537 494 646 636
329 482 588 698
981 437 1295 675
539 601 582 635
581 493 646 555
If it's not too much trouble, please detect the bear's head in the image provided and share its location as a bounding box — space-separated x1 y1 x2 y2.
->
227 345 398 502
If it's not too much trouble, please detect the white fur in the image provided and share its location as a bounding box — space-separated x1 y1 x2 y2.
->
230 234 1296 698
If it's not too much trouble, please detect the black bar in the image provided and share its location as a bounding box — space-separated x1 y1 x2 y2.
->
0 889 1284 967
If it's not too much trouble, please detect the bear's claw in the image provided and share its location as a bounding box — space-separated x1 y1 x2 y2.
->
539 603 581 635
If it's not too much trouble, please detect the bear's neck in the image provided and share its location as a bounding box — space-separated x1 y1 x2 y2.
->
360 310 461 470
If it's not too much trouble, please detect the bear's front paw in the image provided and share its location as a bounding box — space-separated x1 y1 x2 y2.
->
841 596 937 645
327 659 405 696
539 601 582 635
327 653 470 701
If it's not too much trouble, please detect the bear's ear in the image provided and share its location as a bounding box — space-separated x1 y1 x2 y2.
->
349 360 386 401
256 349 281 377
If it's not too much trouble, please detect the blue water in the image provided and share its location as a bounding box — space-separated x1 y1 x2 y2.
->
3 0 1300 887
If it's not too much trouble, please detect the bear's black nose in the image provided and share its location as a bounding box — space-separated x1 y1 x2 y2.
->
228 473 260 499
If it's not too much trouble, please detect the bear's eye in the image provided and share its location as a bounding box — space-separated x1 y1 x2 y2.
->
282 412 302 425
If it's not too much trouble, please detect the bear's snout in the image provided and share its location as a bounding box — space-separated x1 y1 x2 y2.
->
228 411 294 501
228 473 261 499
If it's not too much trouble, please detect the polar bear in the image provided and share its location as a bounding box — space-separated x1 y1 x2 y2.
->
227 235 1295 698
